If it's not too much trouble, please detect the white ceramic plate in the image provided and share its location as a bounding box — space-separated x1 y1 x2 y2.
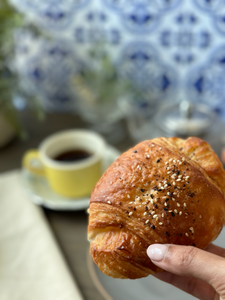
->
88 228 225 300
21 145 120 211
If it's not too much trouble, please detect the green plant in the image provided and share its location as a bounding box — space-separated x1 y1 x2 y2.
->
0 0 44 138
72 43 140 106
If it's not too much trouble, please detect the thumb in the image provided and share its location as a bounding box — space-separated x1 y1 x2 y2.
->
147 244 225 292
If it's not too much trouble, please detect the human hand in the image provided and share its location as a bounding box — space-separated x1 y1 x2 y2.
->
147 243 225 300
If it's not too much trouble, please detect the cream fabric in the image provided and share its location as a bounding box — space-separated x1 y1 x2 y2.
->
0 170 83 300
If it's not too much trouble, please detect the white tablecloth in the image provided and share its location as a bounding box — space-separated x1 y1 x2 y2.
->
0 170 83 300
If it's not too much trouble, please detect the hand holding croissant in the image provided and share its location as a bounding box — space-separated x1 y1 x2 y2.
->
88 137 225 279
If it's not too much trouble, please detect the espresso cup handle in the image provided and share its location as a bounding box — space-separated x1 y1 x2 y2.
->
22 150 46 176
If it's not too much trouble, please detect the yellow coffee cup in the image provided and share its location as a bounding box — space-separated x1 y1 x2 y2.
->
22 129 106 198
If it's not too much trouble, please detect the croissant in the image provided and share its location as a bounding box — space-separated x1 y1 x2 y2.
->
88 137 225 279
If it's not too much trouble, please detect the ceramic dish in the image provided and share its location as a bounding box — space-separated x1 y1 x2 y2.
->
21 145 120 211
88 228 225 300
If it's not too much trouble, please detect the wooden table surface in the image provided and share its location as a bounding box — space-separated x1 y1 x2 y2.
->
0 112 134 300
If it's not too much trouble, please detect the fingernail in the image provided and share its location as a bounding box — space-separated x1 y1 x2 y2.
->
147 244 168 262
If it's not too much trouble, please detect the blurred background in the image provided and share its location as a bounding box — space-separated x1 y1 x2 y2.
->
1 0 225 152
1 0 225 299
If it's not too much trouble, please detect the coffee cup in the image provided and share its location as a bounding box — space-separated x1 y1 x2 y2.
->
22 129 106 198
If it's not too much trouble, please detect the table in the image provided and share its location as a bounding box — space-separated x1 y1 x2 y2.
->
1 111 224 300
0 112 134 300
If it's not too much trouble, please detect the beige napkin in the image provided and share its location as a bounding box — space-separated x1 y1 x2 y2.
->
0 170 83 300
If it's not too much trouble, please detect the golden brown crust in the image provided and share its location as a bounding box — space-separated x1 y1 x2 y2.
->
88 137 225 279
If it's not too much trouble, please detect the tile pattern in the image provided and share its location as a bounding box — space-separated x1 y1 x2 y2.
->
10 0 225 119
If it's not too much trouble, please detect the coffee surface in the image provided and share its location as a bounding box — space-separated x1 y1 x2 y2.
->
54 149 91 162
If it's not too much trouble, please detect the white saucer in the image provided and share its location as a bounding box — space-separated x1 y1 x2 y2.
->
88 228 225 300
21 145 120 211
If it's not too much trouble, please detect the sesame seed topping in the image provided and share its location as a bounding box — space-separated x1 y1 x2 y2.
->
167 192 170 195
164 184 168 188
174 209 178 213
177 203 180 207
129 201 133 204
169 158 173 162
199 214 202 218
185 233 189 237
179 211 182 215
129 212 133 216
151 144 155 147
168 210 173 212
110 181 112 184
184 203 187 207
172 198 175 201
139 167 142 170
179 162 182 165
176 178 181 181
162 213 164 217
151 211 156 215
164 202 167 206
158 183 162 187
142 202 147 205
143 212 147 216
153 214 158 219
159 147 162 150
145 219 150 224
173 160 176 163
190 227 194 231
107 201 111 204
167 171 171 174
165 161 168 165
173 182 176 185
127 195 130 198
178 175 182 178
156 217 159 221
159 222 163 225
146 154 150 158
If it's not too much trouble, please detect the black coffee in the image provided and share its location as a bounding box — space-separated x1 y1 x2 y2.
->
54 149 92 162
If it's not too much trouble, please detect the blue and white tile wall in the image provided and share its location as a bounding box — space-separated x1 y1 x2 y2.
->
10 0 225 119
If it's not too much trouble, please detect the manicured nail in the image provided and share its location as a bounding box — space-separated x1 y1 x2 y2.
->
147 244 168 262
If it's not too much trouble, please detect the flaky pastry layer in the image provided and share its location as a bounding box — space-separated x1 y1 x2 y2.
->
88 137 225 279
